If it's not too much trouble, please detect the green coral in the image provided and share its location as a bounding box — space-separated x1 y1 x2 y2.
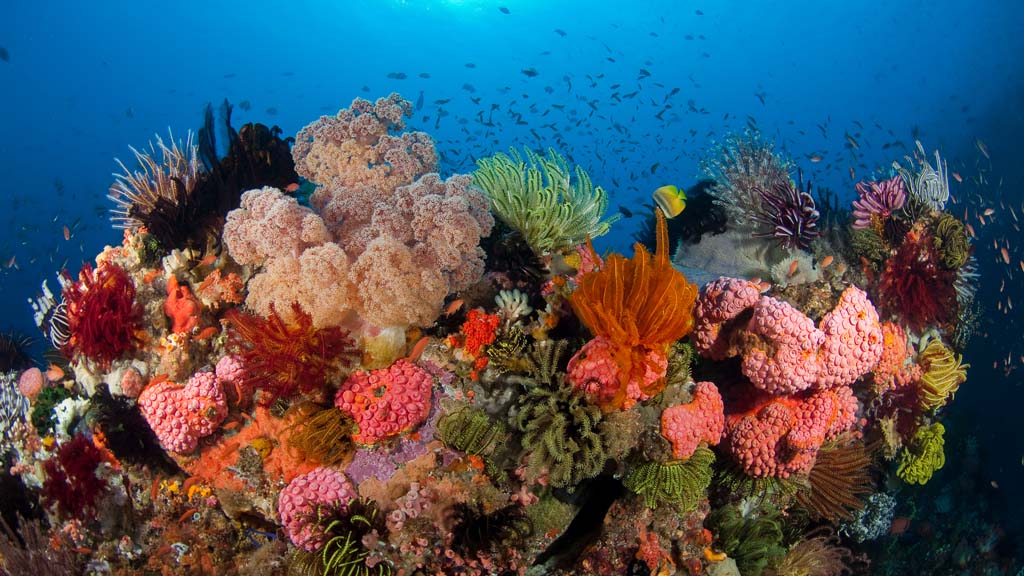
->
707 506 787 576
438 407 505 456
30 386 73 435
897 422 945 485
514 379 606 488
473 147 619 255
623 446 715 510
931 212 970 269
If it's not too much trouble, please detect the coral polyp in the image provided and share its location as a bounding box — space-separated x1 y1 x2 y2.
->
61 262 142 368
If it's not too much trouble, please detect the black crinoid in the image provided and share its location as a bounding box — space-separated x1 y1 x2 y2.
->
446 502 531 557
109 99 298 252
86 384 180 474
480 219 547 288
632 180 727 250
749 170 820 251
0 331 33 373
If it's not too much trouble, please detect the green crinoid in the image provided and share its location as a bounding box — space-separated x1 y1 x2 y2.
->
289 499 391 576
438 407 505 456
623 446 715 510
473 146 619 256
514 378 607 488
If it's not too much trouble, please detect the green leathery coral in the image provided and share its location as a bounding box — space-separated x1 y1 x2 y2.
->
623 446 715 509
931 212 970 269
514 378 607 488
473 146 619 255
897 422 945 485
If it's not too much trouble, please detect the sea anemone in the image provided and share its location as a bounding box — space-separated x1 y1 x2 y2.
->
61 263 142 369
851 177 906 230
876 231 956 331
748 173 820 250
226 303 358 405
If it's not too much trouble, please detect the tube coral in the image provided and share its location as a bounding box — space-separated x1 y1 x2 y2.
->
226 303 358 405
568 209 699 410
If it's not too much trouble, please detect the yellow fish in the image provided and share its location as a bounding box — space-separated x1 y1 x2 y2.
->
652 184 687 218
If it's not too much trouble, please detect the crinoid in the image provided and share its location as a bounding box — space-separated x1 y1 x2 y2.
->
446 502 531 557
793 439 874 523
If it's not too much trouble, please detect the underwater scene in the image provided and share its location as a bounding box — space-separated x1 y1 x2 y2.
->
1 1 1023 574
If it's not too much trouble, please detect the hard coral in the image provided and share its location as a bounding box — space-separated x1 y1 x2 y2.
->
226 303 357 405
61 262 142 368
138 371 227 453
334 359 433 445
569 209 698 410
278 467 358 551
660 381 725 459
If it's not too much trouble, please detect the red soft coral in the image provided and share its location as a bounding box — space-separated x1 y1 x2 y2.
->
877 230 956 331
61 262 142 368
225 303 358 405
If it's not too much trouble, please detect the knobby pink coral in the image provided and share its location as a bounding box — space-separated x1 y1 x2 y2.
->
138 371 227 453
660 381 725 459
334 359 434 445
278 467 358 551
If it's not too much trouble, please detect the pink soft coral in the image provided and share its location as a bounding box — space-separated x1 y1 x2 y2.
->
222 186 332 265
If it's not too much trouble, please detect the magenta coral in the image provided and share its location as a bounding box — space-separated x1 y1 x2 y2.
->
567 336 668 410
138 371 227 453
852 177 906 229
222 186 332 265
334 359 434 445
693 278 883 394
278 467 358 551
660 381 725 459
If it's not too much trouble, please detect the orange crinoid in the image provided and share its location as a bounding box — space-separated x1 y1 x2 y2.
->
569 208 698 406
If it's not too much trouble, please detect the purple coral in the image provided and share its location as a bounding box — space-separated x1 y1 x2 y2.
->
749 176 820 250
852 177 906 229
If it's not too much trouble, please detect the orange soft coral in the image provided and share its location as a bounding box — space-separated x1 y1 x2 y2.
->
164 276 202 334
569 209 699 409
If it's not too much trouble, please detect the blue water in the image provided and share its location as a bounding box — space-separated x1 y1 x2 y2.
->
2 0 1023 566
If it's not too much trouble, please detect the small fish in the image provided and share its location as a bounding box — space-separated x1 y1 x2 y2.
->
976 138 990 159
444 298 465 317
63 225 70 241
695 9 704 15
238 100 251 111
554 29 567 37
819 255 834 269
952 171 962 183
4 255 16 269
618 206 633 218
498 6 510 14
652 185 687 218
788 259 800 278
984 208 995 216
418 72 431 78
265 107 278 115
966 223 976 238
1001 247 1010 264
464 62 476 68
406 336 430 362
521 68 539 77
807 154 823 163
285 182 300 193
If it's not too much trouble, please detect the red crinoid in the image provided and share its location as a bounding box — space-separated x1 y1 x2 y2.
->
61 262 142 368
225 303 358 405
41 434 108 517
877 230 956 331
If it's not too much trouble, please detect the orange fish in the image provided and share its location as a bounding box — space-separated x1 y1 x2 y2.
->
1001 247 1010 264
984 208 996 217
952 172 962 183
965 223 976 238
177 508 199 523
788 259 800 277
444 298 465 317
808 155 822 163
45 363 65 381
285 182 300 192
63 225 71 241
1019 260 1023 273
198 253 217 267
194 326 219 340
405 336 430 362
819 255 834 269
